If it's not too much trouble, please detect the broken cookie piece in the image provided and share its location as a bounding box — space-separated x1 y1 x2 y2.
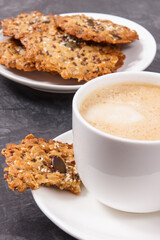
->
54 14 139 44
0 38 36 71
1 134 81 194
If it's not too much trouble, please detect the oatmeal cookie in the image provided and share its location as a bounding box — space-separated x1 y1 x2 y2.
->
54 14 139 44
21 27 125 81
0 38 36 71
1 134 81 194
0 11 56 39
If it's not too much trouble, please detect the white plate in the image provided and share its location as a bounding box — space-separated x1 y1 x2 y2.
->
32 130 160 240
0 13 157 93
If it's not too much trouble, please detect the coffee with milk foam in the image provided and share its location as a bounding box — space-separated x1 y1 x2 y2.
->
80 83 160 141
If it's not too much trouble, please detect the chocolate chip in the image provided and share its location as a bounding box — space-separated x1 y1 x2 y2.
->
111 33 122 40
52 155 66 173
42 20 51 24
42 160 47 166
46 51 50 56
87 18 94 25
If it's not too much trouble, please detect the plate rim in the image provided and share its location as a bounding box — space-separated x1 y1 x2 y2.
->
0 55 82 93
0 12 157 93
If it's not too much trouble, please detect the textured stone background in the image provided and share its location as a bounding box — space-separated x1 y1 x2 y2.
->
0 0 159 239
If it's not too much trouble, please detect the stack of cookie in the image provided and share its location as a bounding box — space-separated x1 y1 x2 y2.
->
0 11 138 82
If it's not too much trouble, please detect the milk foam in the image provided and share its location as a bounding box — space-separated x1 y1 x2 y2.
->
85 103 144 125
80 83 160 141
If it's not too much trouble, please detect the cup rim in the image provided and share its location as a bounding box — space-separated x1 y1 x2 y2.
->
73 71 160 145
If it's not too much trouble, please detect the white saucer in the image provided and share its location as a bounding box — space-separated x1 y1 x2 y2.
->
0 12 157 93
32 130 160 240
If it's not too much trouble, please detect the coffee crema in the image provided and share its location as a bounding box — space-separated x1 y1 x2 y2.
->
80 83 160 141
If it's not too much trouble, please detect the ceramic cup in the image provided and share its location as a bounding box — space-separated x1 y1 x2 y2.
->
72 71 160 213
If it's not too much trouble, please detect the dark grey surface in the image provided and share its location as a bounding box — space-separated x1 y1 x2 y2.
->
0 0 159 239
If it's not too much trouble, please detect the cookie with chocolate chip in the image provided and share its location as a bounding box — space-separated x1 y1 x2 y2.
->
54 14 139 44
0 38 36 71
1 134 81 194
21 26 125 81
0 11 56 39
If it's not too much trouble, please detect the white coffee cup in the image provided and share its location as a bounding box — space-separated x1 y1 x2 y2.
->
72 71 160 213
